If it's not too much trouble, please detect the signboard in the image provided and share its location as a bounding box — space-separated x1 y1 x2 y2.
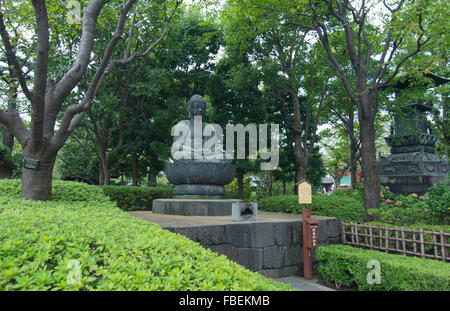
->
297 180 312 204
23 158 40 170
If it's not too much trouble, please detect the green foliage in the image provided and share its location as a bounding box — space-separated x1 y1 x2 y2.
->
426 178 450 222
101 186 174 211
258 194 366 223
0 144 12 162
370 182 449 226
316 244 450 291
224 177 255 201
0 180 291 291
0 179 173 211
0 179 109 203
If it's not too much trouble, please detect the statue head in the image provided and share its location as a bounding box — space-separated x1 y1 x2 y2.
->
188 94 206 119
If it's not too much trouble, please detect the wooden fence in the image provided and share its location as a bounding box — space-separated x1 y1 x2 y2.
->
341 222 450 262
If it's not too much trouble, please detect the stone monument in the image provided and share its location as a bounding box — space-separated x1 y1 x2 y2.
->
380 72 449 194
153 94 240 216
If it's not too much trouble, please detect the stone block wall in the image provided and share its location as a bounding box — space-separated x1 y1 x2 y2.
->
163 216 342 278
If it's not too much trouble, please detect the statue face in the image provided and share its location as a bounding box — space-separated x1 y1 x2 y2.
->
189 101 205 118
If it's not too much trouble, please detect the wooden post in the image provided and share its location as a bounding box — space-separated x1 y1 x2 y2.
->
413 229 417 255
440 230 447 262
369 224 373 248
341 221 346 244
297 180 315 280
302 204 312 280
395 227 399 252
385 226 389 252
433 232 439 259
401 227 406 255
419 229 425 258
364 227 368 246
350 222 355 244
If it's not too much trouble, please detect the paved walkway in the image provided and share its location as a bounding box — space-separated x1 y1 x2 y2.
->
276 276 335 291
128 211 334 227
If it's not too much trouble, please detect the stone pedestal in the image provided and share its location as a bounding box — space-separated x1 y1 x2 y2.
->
380 102 449 194
173 184 225 199
152 199 241 216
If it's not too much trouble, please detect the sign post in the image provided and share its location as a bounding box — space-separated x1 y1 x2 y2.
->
296 179 319 280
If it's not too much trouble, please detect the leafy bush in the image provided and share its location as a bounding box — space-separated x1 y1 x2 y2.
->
0 184 290 291
101 185 173 211
224 177 255 200
316 244 450 291
370 181 449 226
426 178 450 223
0 179 173 211
0 179 110 203
0 143 12 162
258 195 366 222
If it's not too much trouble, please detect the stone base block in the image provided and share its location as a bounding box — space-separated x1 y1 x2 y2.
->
380 175 446 195
152 199 241 216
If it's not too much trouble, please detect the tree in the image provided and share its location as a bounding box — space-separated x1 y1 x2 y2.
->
0 0 182 199
208 56 265 199
241 0 445 211
222 2 333 183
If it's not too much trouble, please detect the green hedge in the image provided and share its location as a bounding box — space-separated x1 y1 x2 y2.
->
371 181 450 226
316 244 450 291
0 179 110 203
101 186 173 211
0 182 290 291
258 195 366 222
0 180 173 211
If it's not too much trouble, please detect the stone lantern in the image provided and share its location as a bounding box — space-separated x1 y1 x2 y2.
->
380 72 449 194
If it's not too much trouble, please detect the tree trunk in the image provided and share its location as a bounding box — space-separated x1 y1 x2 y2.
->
283 181 286 195
99 161 105 186
350 143 358 189
104 166 111 185
237 169 244 200
443 94 449 145
295 158 307 182
359 112 380 214
267 174 272 197
132 154 138 186
148 173 157 187
20 152 56 200
0 125 14 151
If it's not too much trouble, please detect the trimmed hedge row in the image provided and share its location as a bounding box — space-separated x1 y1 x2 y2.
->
101 186 173 211
0 182 291 291
0 179 110 203
258 195 366 223
316 244 450 291
0 180 173 211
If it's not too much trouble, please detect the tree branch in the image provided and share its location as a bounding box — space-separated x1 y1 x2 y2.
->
0 10 32 101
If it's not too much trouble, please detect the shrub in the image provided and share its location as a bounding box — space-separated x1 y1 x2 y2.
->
316 244 450 291
0 179 110 203
101 185 173 211
258 195 366 223
0 186 290 291
0 144 12 162
0 179 173 211
224 177 255 200
426 178 450 223
370 181 450 226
